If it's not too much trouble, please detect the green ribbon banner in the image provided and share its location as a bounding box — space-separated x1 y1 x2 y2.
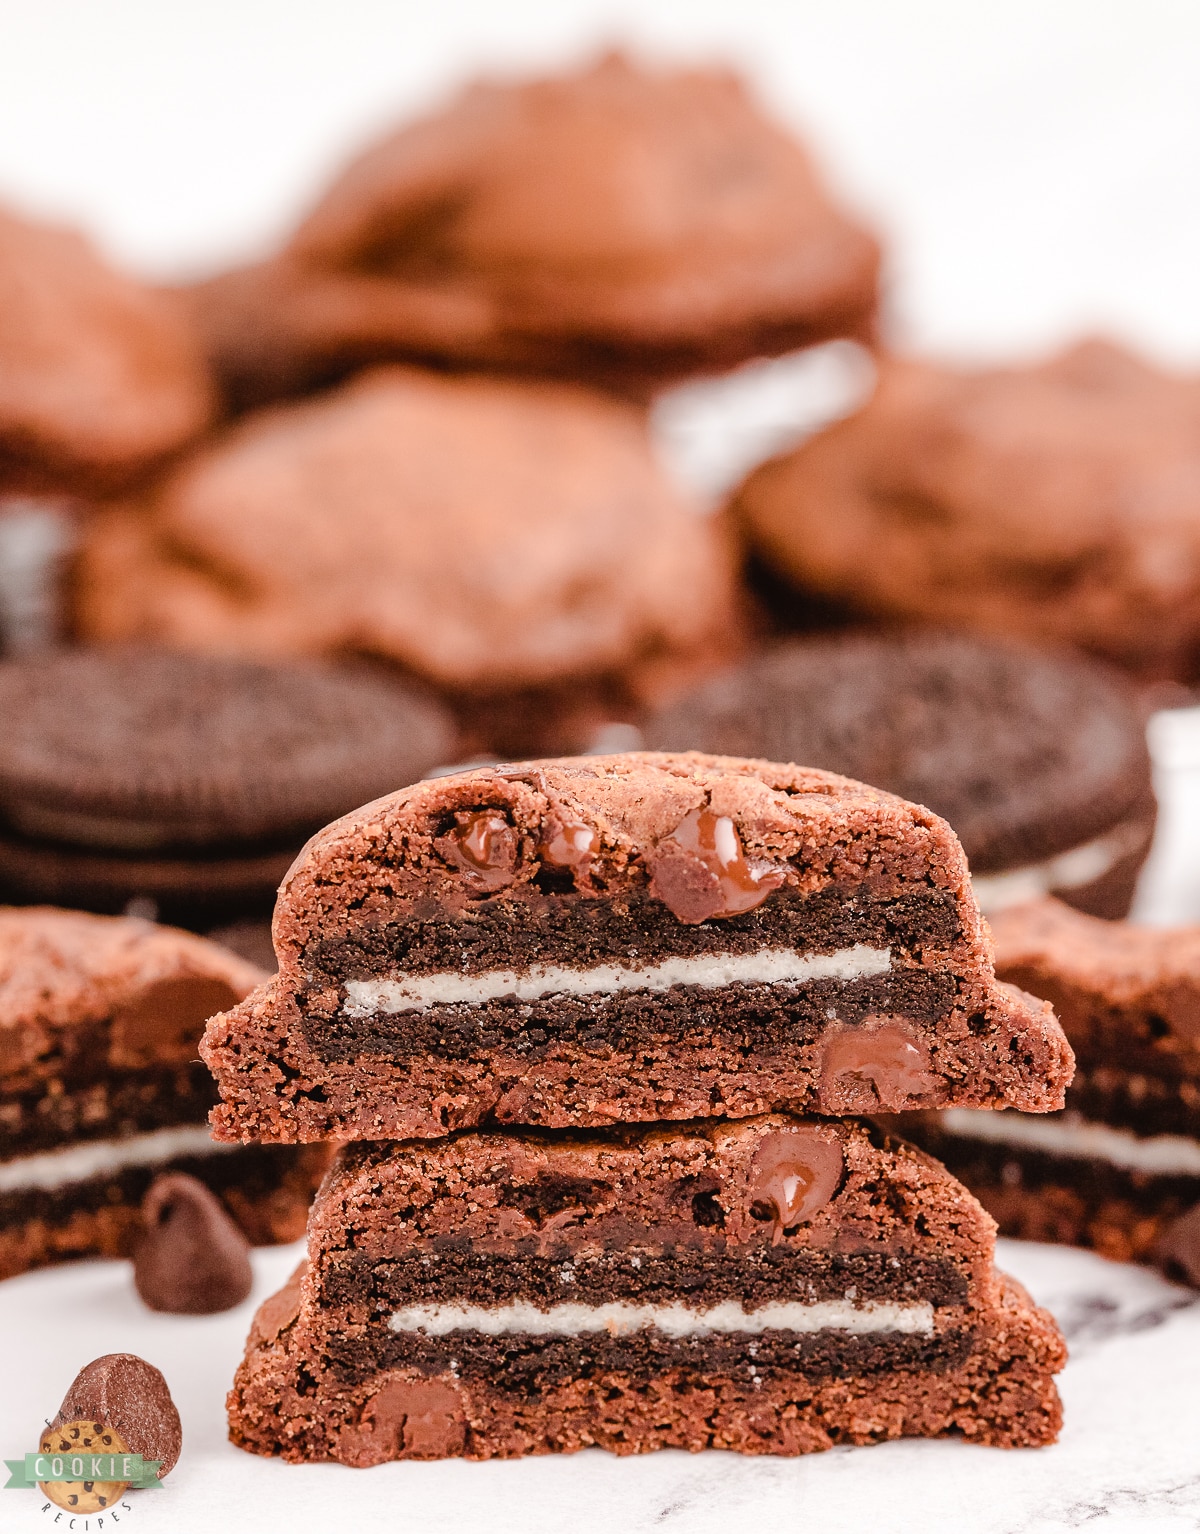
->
4 1452 161 1490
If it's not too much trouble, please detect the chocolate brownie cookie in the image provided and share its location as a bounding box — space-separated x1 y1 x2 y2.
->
0 204 212 495
186 53 879 410
0 646 454 923
902 897 1200 1285
0 907 327 1279
643 633 1155 917
731 341 1200 681
229 1116 1065 1460
74 370 738 754
201 753 1071 1144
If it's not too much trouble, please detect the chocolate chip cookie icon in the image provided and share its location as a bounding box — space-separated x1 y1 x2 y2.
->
37 1420 130 1513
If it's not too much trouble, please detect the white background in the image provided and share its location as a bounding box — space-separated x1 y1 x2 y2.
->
1 4 1200 1530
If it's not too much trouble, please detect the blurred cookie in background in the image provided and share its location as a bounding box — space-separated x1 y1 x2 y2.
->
902 898 1200 1287
184 52 879 410
0 906 328 1279
0 647 455 926
0 203 213 497
75 368 740 755
730 341 1200 683
643 631 1155 918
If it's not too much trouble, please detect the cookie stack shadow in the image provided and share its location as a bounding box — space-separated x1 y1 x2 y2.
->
202 752 1074 1461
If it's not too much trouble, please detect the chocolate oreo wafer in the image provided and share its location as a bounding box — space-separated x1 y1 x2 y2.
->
643 633 1155 918
0 647 456 922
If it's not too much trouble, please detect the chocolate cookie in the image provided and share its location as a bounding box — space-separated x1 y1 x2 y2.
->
184 53 879 409
229 1117 1065 1460
731 340 1200 682
903 898 1200 1286
0 906 328 1280
0 204 212 495
201 752 1071 1145
74 369 738 755
0 646 455 923
643 632 1155 917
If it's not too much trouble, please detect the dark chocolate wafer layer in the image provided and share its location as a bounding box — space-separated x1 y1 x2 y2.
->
304 885 964 982
312 971 958 1063
319 1246 968 1313
325 1325 975 1392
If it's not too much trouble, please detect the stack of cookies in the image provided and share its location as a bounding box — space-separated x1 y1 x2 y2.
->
202 751 1073 1461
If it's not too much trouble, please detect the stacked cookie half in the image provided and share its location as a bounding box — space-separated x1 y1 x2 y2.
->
203 752 1074 1461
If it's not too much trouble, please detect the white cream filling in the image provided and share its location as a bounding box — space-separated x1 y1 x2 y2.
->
971 817 1150 913
939 1108 1200 1177
343 943 891 1018
0 1124 240 1193
388 1298 934 1338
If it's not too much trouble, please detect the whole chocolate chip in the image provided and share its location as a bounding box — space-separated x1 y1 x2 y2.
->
133 1172 253 1314
54 1354 182 1479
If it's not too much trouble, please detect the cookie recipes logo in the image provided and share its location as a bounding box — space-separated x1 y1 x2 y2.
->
5 1418 160 1526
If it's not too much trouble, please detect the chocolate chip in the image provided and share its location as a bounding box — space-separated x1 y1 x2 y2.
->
749 1129 844 1242
440 809 519 889
817 1021 936 1111
1155 982 1200 1050
133 1172 253 1314
54 1354 182 1479
340 1379 467 1465
649 807 783 924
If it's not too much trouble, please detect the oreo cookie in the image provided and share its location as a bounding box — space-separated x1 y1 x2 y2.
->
643 632 1155 917
0 647 456 922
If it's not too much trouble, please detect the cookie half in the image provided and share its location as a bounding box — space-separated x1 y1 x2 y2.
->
202 752 1072 1143
903 898 1200 1286
0 906 327 1279
228 1117 1065 1460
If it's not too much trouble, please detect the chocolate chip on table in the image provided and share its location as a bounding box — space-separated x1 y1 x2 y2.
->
54 1353 183 1479
133 1172 253 1315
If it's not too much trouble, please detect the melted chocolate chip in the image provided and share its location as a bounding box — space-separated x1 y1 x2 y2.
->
749 1130 843 1242
109 976 240 1069
540 816 597 872
133 1172 253 1314
55 1354 183 1479
649 807 784 925
341 1379 467 1464
442 810 519 889
818 1022 936 1112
